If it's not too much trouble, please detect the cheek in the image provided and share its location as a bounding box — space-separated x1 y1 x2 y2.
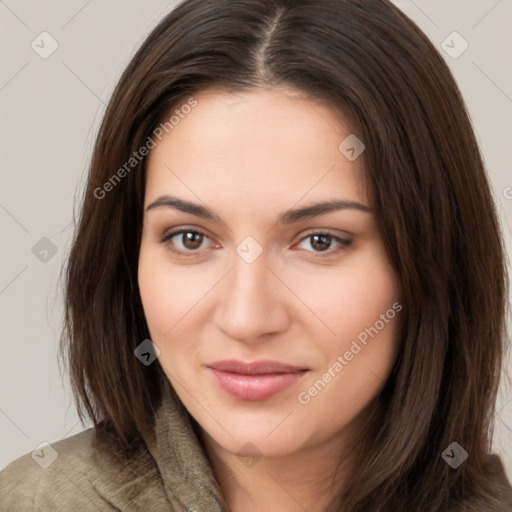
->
138 254 173 337
293 247 402 401
137 245 220 382
138 245 211 337
296 262 402 427
289 246 401 350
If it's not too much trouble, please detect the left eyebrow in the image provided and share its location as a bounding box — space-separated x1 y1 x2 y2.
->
145 195 372 224
278 199 372 224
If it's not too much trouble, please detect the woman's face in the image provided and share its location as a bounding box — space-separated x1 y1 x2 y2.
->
138 87 403 459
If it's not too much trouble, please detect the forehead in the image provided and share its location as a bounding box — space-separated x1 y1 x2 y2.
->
145 87 368 211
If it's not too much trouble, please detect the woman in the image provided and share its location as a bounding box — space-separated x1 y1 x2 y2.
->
1 0 511 510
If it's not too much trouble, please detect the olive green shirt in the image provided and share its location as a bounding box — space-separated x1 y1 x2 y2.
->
1 384 511 511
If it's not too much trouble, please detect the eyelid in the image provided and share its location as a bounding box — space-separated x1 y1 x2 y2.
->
160 226 211 242
297 227 352 241
160 226 217 257
160 226 353 258
293 229 353 257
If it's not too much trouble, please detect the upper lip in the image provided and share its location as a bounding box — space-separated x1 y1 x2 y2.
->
207 360 309 375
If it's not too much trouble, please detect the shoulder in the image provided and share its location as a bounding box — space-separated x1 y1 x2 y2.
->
452 455 512 512
0 428 167 511
0 429 111 511
486 454 512 510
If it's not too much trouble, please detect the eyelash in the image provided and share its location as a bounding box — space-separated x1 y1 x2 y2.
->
160 228 352 258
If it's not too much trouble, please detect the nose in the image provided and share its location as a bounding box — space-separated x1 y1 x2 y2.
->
213 248 291 344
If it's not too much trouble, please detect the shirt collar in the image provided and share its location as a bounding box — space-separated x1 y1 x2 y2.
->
142 380 227 511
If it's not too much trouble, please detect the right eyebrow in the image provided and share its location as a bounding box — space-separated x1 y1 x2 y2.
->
145 195 222 222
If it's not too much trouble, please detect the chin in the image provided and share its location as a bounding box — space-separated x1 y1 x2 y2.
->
201 414 311 458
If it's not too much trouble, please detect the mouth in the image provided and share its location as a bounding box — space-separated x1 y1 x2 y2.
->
206 360 310 401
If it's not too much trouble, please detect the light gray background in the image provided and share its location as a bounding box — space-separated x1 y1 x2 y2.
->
1 0 511 479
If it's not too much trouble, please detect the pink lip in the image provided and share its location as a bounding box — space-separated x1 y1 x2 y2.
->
207 360 309 401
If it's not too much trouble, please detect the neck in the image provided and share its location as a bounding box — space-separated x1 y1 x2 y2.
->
200 428 363 512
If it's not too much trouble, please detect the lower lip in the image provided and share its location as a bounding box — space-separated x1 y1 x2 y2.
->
208 368 308 401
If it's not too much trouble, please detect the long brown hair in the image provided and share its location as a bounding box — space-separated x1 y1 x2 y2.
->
58 0 509 510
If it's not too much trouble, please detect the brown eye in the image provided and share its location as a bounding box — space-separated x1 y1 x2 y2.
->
296 232 352 256
161 229 212 256
180 231 204 250
310 234 332 252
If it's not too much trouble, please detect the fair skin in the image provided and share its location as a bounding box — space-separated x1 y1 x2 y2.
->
138 87 403 512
